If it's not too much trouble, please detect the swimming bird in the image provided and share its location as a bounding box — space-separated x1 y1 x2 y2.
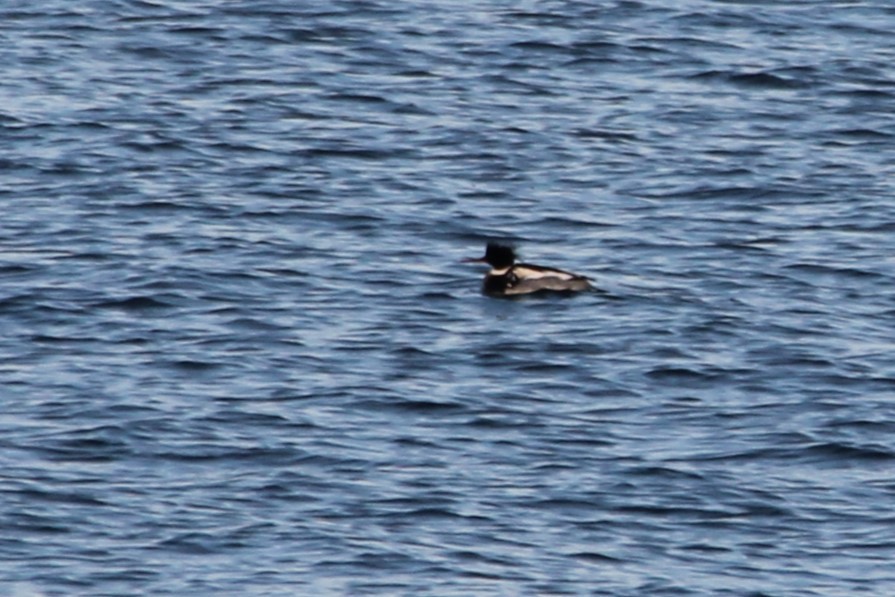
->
463 243 592 296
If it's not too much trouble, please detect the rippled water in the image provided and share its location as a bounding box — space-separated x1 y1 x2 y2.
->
3 1 895 595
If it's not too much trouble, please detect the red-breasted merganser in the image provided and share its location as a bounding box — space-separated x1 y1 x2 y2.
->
463 243 592 296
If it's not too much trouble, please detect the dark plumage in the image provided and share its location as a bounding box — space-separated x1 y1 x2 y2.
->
463 243 592 296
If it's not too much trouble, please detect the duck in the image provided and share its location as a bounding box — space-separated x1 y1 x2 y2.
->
463 243 592 296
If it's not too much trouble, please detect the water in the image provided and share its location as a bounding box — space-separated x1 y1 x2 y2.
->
3 1 895 595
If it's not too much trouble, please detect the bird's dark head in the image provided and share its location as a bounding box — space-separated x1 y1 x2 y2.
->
462 242 517 269
483 243 516 269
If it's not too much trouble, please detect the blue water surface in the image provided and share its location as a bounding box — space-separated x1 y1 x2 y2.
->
2 1 895 595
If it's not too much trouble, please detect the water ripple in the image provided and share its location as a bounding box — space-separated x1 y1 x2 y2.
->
3 0 895 595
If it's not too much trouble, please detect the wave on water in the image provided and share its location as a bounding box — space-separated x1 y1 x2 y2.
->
3 0 895 595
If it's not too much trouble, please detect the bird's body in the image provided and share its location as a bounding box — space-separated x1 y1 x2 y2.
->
464 243 592 297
